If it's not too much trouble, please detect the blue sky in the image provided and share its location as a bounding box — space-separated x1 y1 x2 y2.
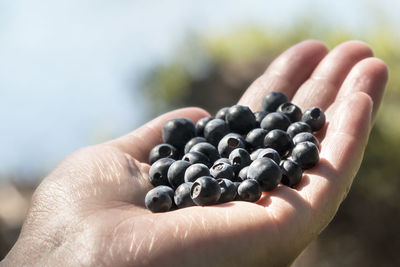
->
1 0 399 179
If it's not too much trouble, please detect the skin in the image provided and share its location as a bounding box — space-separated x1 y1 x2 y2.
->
1 40 388 266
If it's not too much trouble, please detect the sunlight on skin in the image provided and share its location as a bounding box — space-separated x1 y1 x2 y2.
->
1 40 388 267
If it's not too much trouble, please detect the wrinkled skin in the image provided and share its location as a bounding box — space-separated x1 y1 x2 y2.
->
1 40 388 266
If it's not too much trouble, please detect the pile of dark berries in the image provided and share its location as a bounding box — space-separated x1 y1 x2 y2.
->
145 91 325 213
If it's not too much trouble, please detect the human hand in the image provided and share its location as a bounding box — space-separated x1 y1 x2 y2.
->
2 40 387 266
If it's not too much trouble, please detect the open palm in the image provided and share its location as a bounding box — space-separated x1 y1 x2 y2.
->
3 40 387 267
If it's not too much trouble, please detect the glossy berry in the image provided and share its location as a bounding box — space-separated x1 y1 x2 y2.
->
217 178 237 203
174 182 195 208
184 137 207 154
245 128 268 151
190 142 220 163
277 102 302 123
149 158 175 187
286 121 312 138
145 185 174 213
264 129 293 157
184 163 210 183
229 148 251 174
191 176 221 206
225 105 257 134
238 166 249 181
204 119 230 146
149 143 178 165
261 91 289 112
182 151 210 167
167 160 192 189
256 148 280 165
215 107 230 120
291 141 320 169
292 132 320 147
250 148 263 161
301 107 326 131
217 133 246 158
247 158 282 191
280 159 303 187
238 179 262 202
260 112 291 131
196 117 213 137
210 162 235 180
254 111 268 127
162 118 196 149
213 158 231 165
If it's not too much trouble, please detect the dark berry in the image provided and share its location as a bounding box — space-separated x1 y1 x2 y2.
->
191 176 221 206
184 137 207 154
264 129 293 157
217 178 237 203
190 142 220 163
217 133 246 158
149 158 175 187
277 102 302 122
210 162 235 180
250 148 263 161
145 185 174 213
287 121 312 138
184 163 210 183
149 143 179 165
162 118 196 149
229 148 251 174
182 151 210 167
254 111 269 127
213 158 231 165
260 112 291 131
280 159 303 187
196 117 213 137
225 105 257 134
262 91 289 112
291 141 320 169
204 118 230 146
167 160 192 189
247 158 282 191
245 128 268 151
238 166 249 181
174 182 195 208
292 132 320 147
238 179 262 202
256 148 280 165
215 107 230 120
301 107 326 131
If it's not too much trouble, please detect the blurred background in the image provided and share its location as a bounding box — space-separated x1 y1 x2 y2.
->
1 0 399 265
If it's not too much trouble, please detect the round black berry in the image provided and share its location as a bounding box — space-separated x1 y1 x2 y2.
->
184 137 207 154
291 141 320 169
213 158 231 165
190 142 220 163
264 129 293 157
162 118 196 149
238 166 249 181
250 148 263 161
217 178 237 203
254 111 269 127
145 185 174 213
184 163 210 183
225 105 257 134
261 91 289 112
182 151 210 167
191 176 221 206
261 112 291 131
277 102 302 123
292 132 320 147
229 148 251 174
215 107 230 120
149 158 175 187
245 128 268 151
167 160 192 189
247 158 282 192
287 121 312 138
196 117 213 137
204 118 230 146
256 148 280 165
280 159 303 187
238 179 262 202
217 133 246 158
149 143 178 165
210 162 235 180
174 182 195 208
301 107 326 131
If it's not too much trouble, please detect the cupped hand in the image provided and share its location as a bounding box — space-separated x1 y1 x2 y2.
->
2 40 388 267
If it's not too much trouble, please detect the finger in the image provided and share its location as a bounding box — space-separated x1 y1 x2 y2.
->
335 57 388 120
298 91 374 230
108 107 210 163
292 41 373 110
239 40 328 110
